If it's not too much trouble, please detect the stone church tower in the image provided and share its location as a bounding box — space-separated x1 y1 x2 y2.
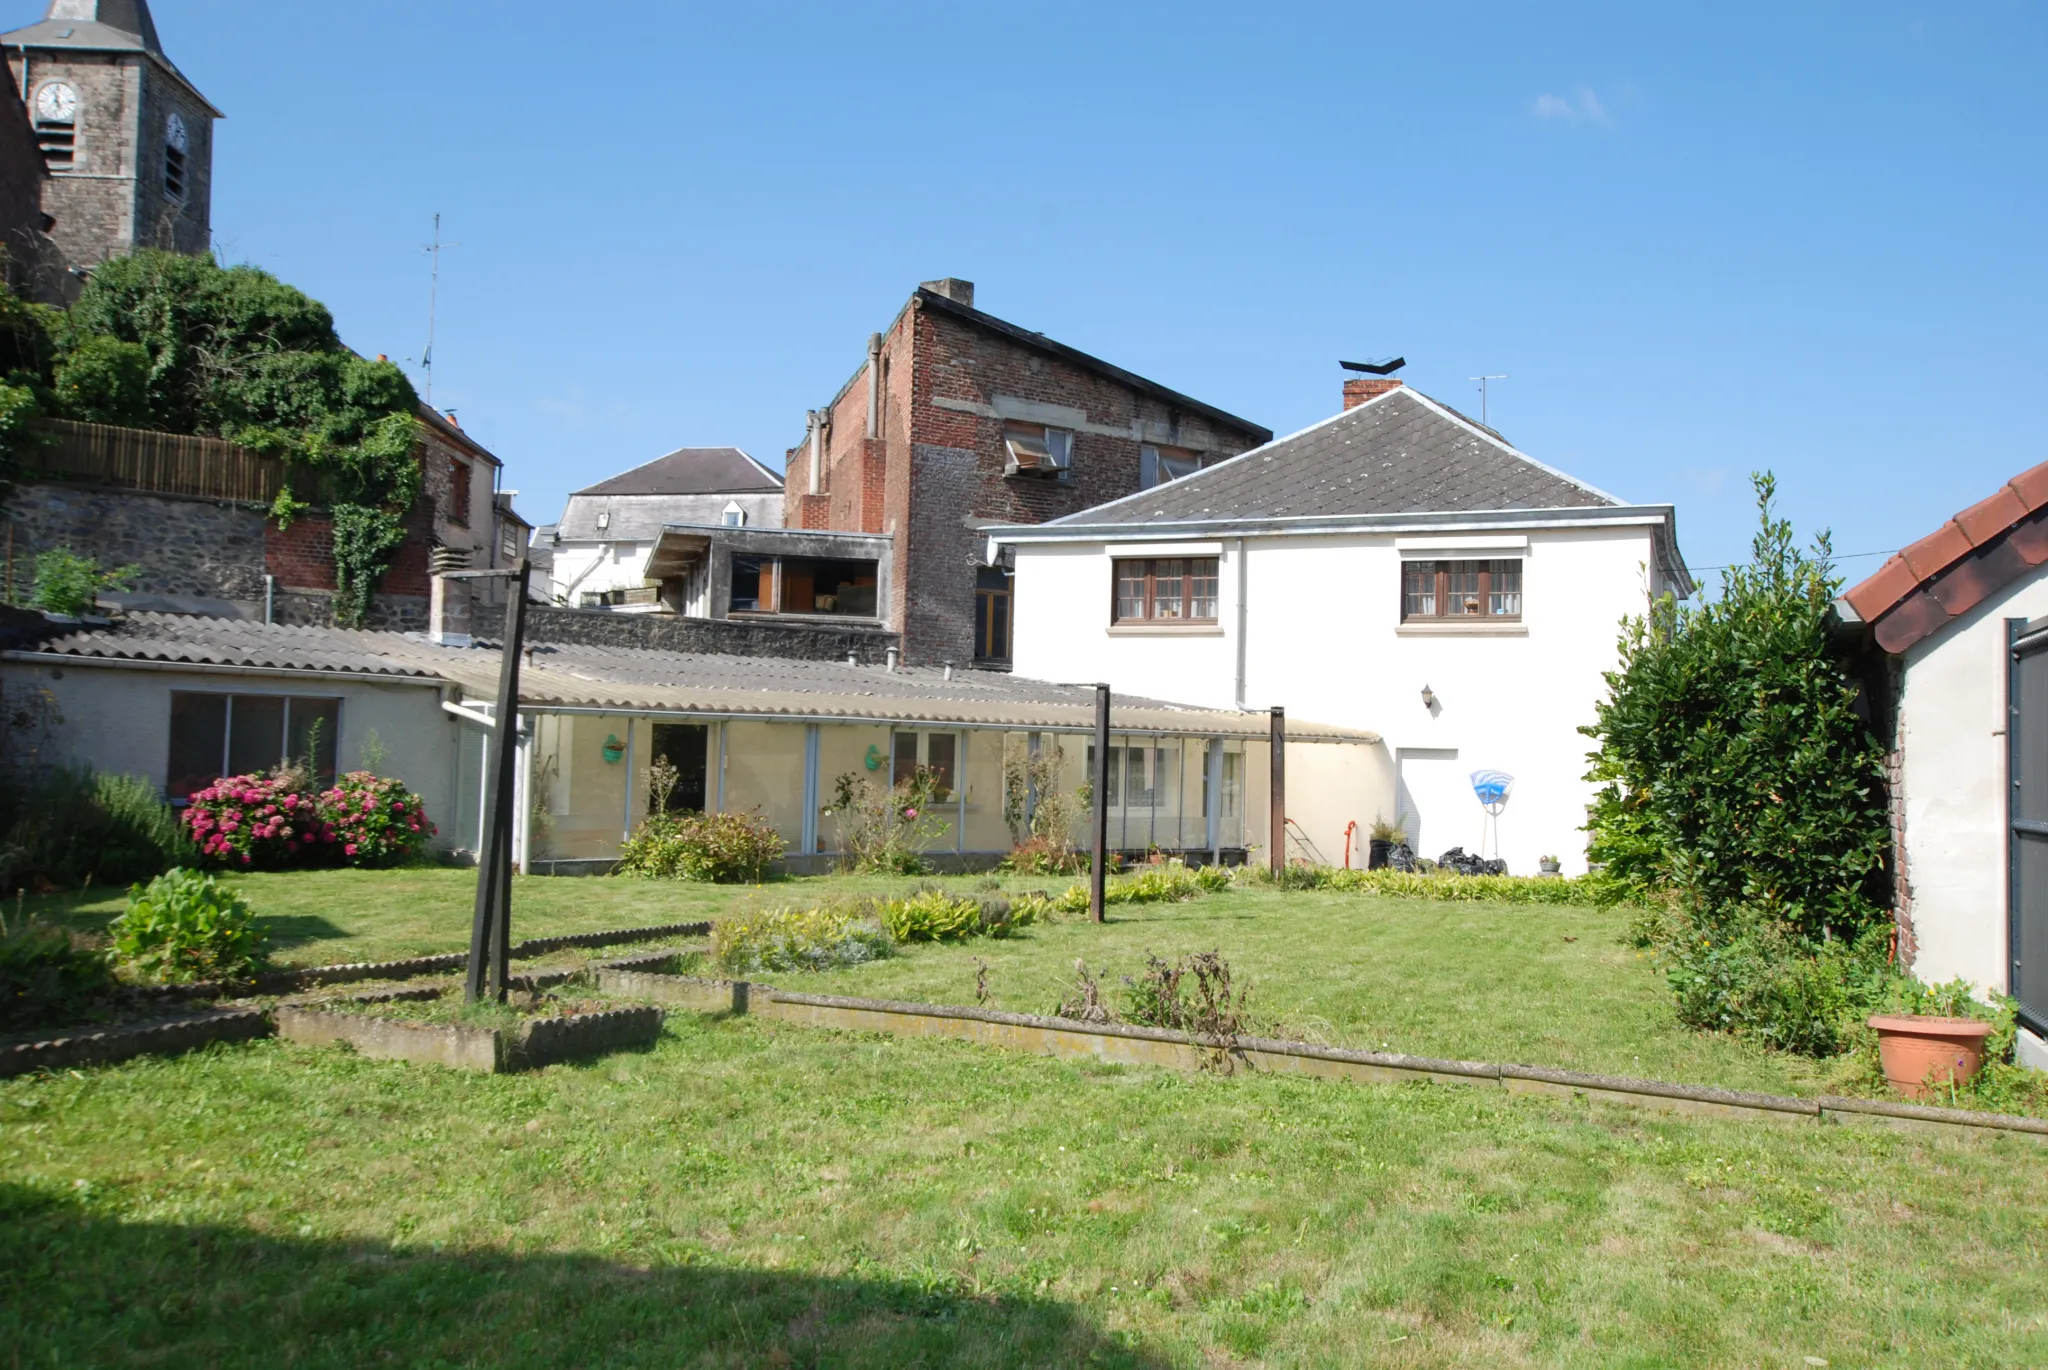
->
0 0 217 287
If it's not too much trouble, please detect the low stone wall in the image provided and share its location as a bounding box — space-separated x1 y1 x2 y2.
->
472 601 901 664
610 972 2048 1143
275 997 666 1074
0 1007 270 1078
129 921 714 1004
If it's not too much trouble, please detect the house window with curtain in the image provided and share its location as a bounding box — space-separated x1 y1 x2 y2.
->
447 457 471 526
1111 557 1219 623
1401 559 1522 620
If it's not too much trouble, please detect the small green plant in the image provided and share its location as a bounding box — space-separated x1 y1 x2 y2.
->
712 901 892 974
1367 817 1407 844
111 868 268 983
0 910 118 1031
617 809 785 883
1001 740 1080 869
881 887 984 943
29 549 139 617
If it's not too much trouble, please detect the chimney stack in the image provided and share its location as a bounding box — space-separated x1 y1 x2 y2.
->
1342 376 1403 410
920 278 975 309
428 545 473 647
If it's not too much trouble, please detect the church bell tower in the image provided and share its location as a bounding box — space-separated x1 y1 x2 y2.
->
0 0 219 282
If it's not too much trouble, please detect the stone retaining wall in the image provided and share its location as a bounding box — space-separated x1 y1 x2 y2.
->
471 601 900 664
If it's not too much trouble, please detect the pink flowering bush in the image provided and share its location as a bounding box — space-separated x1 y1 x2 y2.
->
319 771 436 867
182 774 337 869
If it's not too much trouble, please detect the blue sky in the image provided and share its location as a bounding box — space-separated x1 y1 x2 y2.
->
60 1 2047 584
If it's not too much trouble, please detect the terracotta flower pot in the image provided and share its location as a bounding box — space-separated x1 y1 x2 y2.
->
1867 1014 1995 1100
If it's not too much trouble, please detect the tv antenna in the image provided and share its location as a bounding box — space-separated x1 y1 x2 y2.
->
1467 374 1507 428
418 213 461 405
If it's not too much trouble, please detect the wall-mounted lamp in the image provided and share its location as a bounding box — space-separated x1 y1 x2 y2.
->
1420 684 1437 710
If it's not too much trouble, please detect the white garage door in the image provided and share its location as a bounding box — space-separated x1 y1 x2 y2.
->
1395 748 1480 860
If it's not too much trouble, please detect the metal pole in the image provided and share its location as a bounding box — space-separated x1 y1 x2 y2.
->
467 560 529 1003
1090 684 1110 922
1269 706 1286 876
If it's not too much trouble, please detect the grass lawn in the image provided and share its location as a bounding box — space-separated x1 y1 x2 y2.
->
17 869 1882 1097
11 870 2048 1364
7 1009 2048 1367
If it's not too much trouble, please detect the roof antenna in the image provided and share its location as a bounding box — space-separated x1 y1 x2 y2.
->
1467 374 1507 428
1340 356 1405 375
414 213 461 405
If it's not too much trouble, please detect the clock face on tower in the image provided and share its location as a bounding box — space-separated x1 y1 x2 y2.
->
166 112 188 152
34 82 78 124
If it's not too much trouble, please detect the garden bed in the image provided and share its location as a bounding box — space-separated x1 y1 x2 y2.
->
276 983 663 1073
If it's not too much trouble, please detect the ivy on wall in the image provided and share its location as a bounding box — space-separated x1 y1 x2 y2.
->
1 251 424 626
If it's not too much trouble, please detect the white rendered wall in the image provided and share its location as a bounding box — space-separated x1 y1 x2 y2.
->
6 662 459 851
1010 524 1663 876
547 541 656 606
1895 574 2048 995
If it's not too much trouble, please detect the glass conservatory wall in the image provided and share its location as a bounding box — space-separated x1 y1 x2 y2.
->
960 728 1010 852
722 720 808 848
816 722 892 855
532 713 646 861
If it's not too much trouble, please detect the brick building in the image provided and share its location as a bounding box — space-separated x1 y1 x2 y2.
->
785 279 1269 667
1 1 216 298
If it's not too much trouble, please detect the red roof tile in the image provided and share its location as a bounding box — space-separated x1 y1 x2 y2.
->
1847 457 2048 654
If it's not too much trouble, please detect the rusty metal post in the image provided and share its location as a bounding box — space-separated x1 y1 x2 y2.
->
1090 684 1110 922
1269 706 1286 875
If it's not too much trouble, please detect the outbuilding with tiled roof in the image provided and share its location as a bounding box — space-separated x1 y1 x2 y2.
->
1836 460 2048 1064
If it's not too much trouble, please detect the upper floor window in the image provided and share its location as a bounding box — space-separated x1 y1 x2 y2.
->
33 82 78 171
721 500 746 527
164 112 188 199
1140 443 1201 488
1004 421 1072 477
1112 557 1219 623
447 456 471 525
1402 559 1522 620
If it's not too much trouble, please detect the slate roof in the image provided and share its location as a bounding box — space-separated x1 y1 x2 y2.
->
7 612 1377 742
1051 386 1622 526
1839 457 2048 654
573 448 783 499
3 1 218 113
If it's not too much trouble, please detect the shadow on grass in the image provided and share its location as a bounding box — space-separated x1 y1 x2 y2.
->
0 1185 1163 1369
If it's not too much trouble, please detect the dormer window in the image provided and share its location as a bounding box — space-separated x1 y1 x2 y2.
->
1140 443 1201 488
164 113 189 200
1004 421 1073 477
721 500 746 527
32 82 78 171
595 510 610 532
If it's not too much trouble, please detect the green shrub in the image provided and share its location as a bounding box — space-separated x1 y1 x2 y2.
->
1050 861 1220 914
712 901 892 974
1581 474 1889 941
111 868 268 983
617 809 785 883
968 893 1041 940
28 549 139 618
881 888 983 943
0 767 188 893
0 916 118 1031
1247 864 1624 906
828 768 948 875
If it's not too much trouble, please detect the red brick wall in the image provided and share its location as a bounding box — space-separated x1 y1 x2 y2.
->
1343 377 1404 410
264 502 433 597
784 291 1265 665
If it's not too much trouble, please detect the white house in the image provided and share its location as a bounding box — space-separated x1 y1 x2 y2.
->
1835 461 2048 1068
542 448 784 609
991 377 1692 876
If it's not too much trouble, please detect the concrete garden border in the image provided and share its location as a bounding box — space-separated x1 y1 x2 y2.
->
126 921 713 1004
1 1007 270 1078
275 983 665 1074
591 969 2048 1143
